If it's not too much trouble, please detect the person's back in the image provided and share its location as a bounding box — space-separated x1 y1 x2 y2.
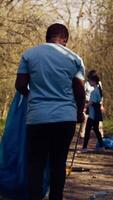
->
20 43 84 124
15 23 85 200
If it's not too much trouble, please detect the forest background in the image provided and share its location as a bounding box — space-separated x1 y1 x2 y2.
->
0 0 113 126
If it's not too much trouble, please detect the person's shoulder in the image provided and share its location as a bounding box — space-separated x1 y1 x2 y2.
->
23 44 45 57
62 45 81 58
25 44 44 52
60 45 84 65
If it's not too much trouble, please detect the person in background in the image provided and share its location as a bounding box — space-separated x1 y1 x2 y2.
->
79 70 104 139
82 73 104 152
15 23 85 200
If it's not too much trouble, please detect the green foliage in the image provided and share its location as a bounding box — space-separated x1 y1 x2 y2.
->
103 119 113 137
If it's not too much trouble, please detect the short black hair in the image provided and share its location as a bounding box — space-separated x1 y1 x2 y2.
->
46 23 69 42
89 74 100 84
87 70 97 79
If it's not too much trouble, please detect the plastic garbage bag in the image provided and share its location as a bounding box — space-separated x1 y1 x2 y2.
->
103 137 113 149
96 136 113 149
0 91 49 200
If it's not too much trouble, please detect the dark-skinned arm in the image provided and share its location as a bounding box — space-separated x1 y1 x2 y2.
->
72 77 85 123
15 73 29 97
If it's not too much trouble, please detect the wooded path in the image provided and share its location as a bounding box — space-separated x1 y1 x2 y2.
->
64 131 113 200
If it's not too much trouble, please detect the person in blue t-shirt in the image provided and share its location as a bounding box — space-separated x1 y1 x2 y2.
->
15 23 85 200
82 74 104 152
80 70 104 138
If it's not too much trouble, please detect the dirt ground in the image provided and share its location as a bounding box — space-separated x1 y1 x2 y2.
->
1 130 113 200
64 132 113 200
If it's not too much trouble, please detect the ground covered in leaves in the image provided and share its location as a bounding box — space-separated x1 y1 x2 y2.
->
64 133 113 200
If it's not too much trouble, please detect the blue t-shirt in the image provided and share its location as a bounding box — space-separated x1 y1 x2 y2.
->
89 87 102 120
18 43 85 124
